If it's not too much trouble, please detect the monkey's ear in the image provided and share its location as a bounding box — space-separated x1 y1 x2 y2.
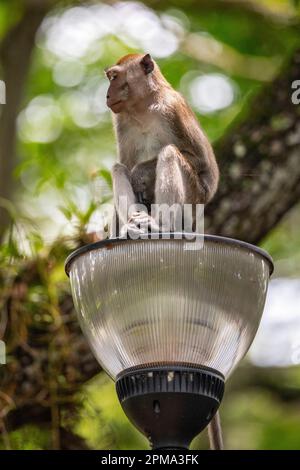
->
140 54 154 75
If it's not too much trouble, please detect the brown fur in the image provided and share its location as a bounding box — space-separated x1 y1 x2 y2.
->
116 53 143 65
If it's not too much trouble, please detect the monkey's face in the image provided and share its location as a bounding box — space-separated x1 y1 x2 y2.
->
105 67 129 114
105 54 155 114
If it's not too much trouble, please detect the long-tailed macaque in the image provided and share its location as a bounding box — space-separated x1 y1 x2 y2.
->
105 53 222 449
105 53 219 236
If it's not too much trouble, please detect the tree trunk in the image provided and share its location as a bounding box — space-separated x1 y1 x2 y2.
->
0 2 50 240
206 48 300 244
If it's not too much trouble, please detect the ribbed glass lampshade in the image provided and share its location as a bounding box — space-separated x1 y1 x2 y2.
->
66 235 273 380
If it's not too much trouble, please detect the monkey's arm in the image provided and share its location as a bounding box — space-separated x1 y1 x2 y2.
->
112 162 159 236
112 163 138 225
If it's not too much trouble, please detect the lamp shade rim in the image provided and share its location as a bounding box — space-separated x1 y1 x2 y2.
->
65 233 274 276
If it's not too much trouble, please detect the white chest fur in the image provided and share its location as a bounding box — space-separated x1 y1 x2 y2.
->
119 113 173 166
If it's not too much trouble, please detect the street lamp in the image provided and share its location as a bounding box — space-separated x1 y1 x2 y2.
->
65 234 273 449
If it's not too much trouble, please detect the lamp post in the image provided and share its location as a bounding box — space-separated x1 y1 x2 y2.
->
65 233 273 450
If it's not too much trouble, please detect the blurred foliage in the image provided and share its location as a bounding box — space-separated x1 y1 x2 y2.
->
1 0 300 450
0 425 50 450
76 374 148 450
262 205 300 277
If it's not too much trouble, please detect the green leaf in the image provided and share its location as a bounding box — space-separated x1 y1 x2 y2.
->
58 206 73 221
98 169 113 188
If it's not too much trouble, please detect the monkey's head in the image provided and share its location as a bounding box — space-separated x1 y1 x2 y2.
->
105 53 156 114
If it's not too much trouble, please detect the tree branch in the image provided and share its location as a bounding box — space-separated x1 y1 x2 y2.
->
148 0 299 25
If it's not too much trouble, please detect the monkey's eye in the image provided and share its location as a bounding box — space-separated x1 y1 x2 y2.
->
105 70 118 81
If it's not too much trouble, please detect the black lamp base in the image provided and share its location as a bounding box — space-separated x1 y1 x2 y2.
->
116 364 225 450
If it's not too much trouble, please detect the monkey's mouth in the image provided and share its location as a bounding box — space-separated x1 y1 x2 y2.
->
108 100 123 111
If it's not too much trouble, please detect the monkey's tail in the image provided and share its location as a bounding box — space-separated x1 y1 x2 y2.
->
136 191 144 204
207 411 223 450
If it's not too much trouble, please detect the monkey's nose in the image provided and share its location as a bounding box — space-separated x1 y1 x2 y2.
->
106 93 110 100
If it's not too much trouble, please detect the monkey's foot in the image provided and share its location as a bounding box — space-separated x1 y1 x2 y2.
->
129 211 160 233
120 222 151 239
120 212 160 239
